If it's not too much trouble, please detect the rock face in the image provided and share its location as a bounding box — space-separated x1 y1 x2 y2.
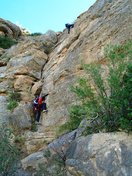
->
0 18 22 38
0 0 132 168
66 132 132 176
21 132 132 176
40 0 132 140
0 32 57 130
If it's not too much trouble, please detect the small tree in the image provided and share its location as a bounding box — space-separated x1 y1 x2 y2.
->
60 41 132 134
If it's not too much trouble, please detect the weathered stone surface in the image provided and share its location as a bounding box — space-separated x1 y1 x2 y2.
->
14 168 32 176
0 80 9 93
6 42 48 79
37 30 58 44
0 95 10 124
40 0 132 140
66 132 132 176
21 130 77 170
21 151 44 170
0 18 22 38
14 75 35 91
0 48 5 56
1 0 131 138
21 132 132 176
13 75 35 101
31 80 43 96
9 103 32 130
0 39 49 126
34 30 58 54
24 131 52 154
0 48 8 66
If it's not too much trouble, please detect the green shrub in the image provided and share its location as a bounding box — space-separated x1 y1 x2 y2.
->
14 135 25 144
0 125 19 176
7 100 18 111
119 63 132 131
7 92 21 111
59 41 132 134
29 32 42 36
0 36 17 49
31 121 38 132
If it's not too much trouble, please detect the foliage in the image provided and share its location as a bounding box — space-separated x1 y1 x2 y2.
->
119 63 132 131
14 135 25 144
28 32 42 36
59 41 132 134
0 125 20 176
0 36 17 49
31 122 38 132
7 91 21 111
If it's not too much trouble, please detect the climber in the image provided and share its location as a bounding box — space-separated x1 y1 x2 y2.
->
65 23 74 34
33 94 49 123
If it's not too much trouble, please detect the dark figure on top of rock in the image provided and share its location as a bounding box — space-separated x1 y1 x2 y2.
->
65 23 74 34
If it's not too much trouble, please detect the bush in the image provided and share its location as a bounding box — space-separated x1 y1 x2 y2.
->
119 63 132 131
0 125 19 176
7 91 21 111
59 41 132 134
0 36 17 49
28 32 42 36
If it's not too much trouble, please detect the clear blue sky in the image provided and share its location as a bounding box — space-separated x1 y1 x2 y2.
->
0 0 96 34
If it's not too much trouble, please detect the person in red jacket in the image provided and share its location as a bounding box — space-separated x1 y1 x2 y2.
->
33 94 49 123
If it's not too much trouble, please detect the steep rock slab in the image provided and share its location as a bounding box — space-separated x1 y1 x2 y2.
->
66 132 132 176
40 0 132 139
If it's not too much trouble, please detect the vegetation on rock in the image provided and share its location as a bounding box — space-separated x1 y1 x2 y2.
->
7 91 21 111
28 32 42 36
0 125 19 176
59 41 132 134
0 36 17 49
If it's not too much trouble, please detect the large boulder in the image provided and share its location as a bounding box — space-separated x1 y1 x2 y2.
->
66 132 132 176
21 132 132 176
0 18 22 38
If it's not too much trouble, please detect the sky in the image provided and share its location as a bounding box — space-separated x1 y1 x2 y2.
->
0 0 96 34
